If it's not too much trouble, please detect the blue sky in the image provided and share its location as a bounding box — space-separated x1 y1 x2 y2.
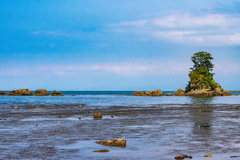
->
0 0 240 90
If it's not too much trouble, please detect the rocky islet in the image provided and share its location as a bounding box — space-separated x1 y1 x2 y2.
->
0 89 63 96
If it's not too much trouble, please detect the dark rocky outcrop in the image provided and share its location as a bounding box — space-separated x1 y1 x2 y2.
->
50 90 63 96
35 89 49 96
95 139 126 148
9 89 34 96
0 91 9 95
133 89 162 96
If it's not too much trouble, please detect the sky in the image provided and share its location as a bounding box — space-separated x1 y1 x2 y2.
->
0 0 240 91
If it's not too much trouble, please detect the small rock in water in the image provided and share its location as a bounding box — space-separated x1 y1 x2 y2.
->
79 105 83 108
92 149 110 152
79 118 81 119
14 106 19 109
4 119 6 120
71 95 76 96
111 116 113 118
152 105 156 108
96 139 126 148
35 124 38 126
203 154 212 157
58 107 61 108
58 116 62 118
230 156 240 158
198 110 202 112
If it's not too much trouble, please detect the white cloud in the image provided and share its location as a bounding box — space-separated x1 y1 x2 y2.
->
1 60 240 77
113 13 240 46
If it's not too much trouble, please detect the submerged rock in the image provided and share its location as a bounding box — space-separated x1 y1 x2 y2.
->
0 91 9 95
50 90 63 96
35 89 49 96
9 89 34 96
95 139 126 148
166 93 173 96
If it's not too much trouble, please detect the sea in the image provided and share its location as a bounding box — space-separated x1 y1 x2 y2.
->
0 91 239 106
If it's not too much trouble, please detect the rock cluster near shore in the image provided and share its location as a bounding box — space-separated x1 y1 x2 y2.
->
0 89 63 96
133 87 234 97
134 89 162 96
50 90 64 96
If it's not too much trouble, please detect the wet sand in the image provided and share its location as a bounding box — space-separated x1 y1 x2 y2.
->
1 104 240 159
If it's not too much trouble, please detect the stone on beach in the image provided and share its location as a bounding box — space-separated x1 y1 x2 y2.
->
34 89 49 96
95 139 126 148
9 89 34 96
203 154 212 157
14 106 19 109
175 154 189 159
92 149 109 152
94 112 102 120
50 90 64 96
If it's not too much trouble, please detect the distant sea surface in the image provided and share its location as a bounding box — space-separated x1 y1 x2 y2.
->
0 91 239 106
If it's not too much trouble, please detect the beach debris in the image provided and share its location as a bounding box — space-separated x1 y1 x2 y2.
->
230 156 240 158
152 105 156 108
34 89 49 96
79 105 83 108
175 154 192 159
14 106 19 109
50 90 64 96
92 149 109 152
94 112 102 120
203 154 212 157
95 139 126 148
198 110 202 112
58 107 61 108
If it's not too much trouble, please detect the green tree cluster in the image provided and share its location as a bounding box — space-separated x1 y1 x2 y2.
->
186 51 219 92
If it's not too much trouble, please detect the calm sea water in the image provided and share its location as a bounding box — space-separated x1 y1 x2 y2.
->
0 91 239 106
